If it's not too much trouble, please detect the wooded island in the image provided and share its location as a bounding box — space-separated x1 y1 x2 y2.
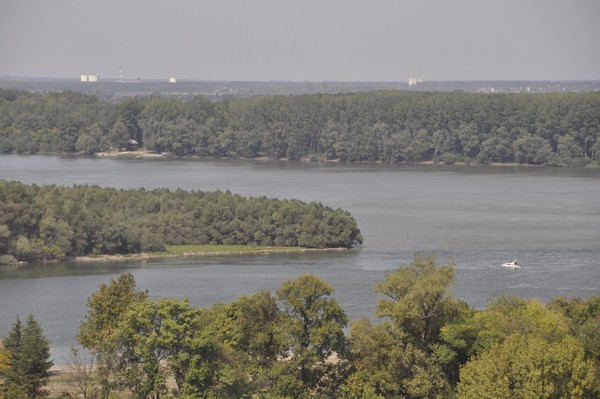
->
0 181 362 263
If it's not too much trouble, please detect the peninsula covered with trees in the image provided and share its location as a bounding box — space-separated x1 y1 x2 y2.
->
1 89 599 166
0 180 363 263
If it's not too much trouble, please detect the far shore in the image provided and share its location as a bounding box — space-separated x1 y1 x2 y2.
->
90 149 578 168
7 150 595 168
94 150 168 158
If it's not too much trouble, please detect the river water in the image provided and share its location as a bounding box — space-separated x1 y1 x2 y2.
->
1 155 599 363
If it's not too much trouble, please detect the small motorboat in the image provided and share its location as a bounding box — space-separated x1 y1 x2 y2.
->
501 259 522 269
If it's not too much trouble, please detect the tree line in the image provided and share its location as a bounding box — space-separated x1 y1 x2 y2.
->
2 256 598 398
1 89 599 166
0 181 362 263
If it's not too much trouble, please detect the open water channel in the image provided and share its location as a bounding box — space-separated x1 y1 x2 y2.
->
1 155 599 363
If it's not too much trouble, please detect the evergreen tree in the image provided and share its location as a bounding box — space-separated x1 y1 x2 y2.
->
1 317 23 389
1 315 53 398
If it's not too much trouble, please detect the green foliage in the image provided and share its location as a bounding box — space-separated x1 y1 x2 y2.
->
201 291 285 397
348 255 465 398
1 89 599 165
347 318 450 399
0 254 18 266
213 290 284 367
78 273 148 351
163 244 298 255
440 296 570 360
276 274 349 397
77 273 148 398
115 298 247 398
549 296 600 366
375 254 461 350
1 315 53 398
456 334 598 399
338 373 385 399
0 180 362 262
68 273 600 398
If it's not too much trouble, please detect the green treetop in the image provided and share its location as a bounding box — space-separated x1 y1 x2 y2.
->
1 315 53 398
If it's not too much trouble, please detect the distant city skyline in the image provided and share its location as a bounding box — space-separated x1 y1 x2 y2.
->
1 0 599 82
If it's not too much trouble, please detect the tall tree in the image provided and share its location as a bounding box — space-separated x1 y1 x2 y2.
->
376 254 461 350
119 98 144 145
275 274 348 397
346 255 465 398
78 273 148 398
347 317 449 399
1 315 53 398
115 298 242 399
206 290 285 395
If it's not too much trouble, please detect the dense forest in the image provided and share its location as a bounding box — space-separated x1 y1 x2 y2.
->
0 181 362 263
3 257 598 398
1 89 599 166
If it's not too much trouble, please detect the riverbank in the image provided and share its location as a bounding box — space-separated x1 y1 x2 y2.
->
89 150 599 168
6 149 594 168
94 150 169 158
73 245 351 263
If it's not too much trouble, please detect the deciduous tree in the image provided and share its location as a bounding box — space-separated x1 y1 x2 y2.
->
347 255 465 398
375 254 461 350
276 274 348 397
457 334 598 399
78 273 148 397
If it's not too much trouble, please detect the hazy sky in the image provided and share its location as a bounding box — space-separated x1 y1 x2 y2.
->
1 0 599 81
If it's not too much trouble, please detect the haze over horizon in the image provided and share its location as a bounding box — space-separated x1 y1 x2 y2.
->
1 0 599 82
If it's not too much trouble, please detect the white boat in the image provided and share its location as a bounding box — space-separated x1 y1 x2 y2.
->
501 259 522 269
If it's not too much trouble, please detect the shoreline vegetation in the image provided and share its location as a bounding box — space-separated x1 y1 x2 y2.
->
24 259 600 398
73 244 351 263
92 148 564 167
0 180 363 264
1 89 598 167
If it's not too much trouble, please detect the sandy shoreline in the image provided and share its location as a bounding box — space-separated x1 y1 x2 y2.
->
91 150 565 167
94 150 168 158
73 247 350 263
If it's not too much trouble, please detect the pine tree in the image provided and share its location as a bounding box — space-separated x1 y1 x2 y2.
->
1 316 24 391
1 315 53 398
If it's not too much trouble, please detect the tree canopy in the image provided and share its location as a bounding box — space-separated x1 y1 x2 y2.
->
0 180 363 262
1 89 599 166
1 315 53 398
3 262 600 398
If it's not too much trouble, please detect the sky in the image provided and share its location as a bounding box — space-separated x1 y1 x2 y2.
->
1 0 599 82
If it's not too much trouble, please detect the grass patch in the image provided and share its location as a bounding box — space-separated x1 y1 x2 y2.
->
160 244 302 256
74 245 344 263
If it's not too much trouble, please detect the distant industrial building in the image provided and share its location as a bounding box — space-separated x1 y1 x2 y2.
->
80 73 99 82
169 77 177 83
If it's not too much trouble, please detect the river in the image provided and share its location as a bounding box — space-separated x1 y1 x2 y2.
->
1 155 599 363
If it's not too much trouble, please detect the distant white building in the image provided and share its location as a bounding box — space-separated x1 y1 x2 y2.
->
80 73 99 82
169 77 177 83
408 76 425 86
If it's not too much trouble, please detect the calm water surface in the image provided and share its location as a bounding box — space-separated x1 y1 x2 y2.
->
1 155 599 363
